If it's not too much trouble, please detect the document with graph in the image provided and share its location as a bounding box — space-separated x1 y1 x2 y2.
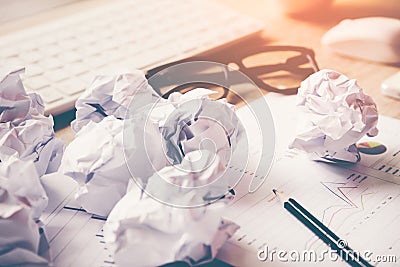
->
217 94 400 266
39 94 399 266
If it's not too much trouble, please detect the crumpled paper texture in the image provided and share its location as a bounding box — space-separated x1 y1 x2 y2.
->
0 67 64 176
61 72 167 217
62 71 241 265
145 150 232 207
0 156 48 219
60 116 131 217
103 185 239 267
0 159 49 266
290 69 379 162
62 71 243 216
152 88 243 167
61 114 167 217
71 70 159 133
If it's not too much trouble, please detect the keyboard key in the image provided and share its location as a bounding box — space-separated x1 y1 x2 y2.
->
25 64 44 77
83 56 107 68
131 47 176 69
75 25 93 35
3 56 24 68
59 50 82 63
57 78 86 95
44 68 70 82
40 43 63 56
100 49 122 62
19 50 43 63
75 46 98 58
66 62 89 75
38 56 63 70
23 76 50 90
0 46 18 58
77 72 96 85
58 38 80 50
36 35 57 46
18 42 38 51
36 87 63 103
76 34 97 44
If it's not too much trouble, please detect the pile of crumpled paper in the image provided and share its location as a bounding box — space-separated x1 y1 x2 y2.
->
0 67 64 266
0 66 380 267
59 69 243 266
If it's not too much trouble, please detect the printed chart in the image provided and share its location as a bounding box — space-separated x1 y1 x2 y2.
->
220 156 400 266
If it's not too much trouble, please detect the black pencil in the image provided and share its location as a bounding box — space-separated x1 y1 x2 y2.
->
273 189 373 267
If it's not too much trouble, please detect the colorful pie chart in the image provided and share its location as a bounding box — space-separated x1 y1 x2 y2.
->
357 142 387 155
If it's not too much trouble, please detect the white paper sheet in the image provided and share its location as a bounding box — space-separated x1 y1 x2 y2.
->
37 93 400 267
218 94 400 267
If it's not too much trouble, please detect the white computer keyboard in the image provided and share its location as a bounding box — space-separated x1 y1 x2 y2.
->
0 0 263 115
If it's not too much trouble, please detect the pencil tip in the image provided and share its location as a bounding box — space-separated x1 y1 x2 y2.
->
272 189 277 195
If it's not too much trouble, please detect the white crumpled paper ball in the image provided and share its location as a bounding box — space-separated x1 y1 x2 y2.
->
0 67 64 176
0 157 49 265
103 185 239 267
152 88 244 168
62 71 167 216
61 114 167 217
71 70 160 132
290 69 379 162
0 187 49 266
145 150 232 207
63 70 244 216
62 71 243 265
0 156 48 219
60 116 132 217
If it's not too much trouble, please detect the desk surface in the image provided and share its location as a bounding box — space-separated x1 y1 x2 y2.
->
0 1 399 266
0 0 399 143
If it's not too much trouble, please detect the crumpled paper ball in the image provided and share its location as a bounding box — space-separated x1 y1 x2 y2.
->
290 69 379 162
145 150 232 207
152 88 244 167
63 71 244 216
71 70 160 132
0 67 64 176
0 157 49 266
61 114 167 217
0 187 49 266
63 71 166 216
103 185 239 267
0 156 48 219
60 116 132 217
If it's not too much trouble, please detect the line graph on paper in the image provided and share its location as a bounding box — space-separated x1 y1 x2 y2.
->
305 171 398 251
221 156 400 266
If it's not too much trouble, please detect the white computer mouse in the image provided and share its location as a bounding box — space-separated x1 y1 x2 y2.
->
322 17 400 64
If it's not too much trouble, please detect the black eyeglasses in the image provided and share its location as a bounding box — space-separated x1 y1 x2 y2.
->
146 43 319 103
